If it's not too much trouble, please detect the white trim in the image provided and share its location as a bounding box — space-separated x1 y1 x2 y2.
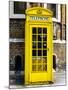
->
9 1 25 19
52 4 61 22
10 0 67 4
53 40 66 44
44 4 47 8
9 1 61 21
9 38 24 42
27 2 30 8
9 71 24 75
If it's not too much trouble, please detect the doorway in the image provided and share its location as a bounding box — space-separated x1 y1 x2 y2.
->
53 55 56 70
15 55 24 85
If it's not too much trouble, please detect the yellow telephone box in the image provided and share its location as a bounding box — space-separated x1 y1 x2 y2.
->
25 7 53 85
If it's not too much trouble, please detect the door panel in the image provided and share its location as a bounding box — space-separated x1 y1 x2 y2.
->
29 24 52 83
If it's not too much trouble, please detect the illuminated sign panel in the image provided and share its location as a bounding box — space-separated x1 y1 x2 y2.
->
30 16 49 21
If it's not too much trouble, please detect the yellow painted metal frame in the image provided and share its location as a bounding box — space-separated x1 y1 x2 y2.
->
25 7 53 85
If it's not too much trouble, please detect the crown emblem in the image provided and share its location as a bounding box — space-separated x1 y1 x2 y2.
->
37 9 42 14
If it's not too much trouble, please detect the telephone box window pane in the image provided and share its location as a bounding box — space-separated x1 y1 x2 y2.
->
32 65 36 71
32 35 36 41
32 57 37 64
43 35 47 41
38 35 42 41
42 57 47 63
43 28 47 34
38 65 42 71
14 2 26 14
43 65 47 71
32 42 36 48
32 50 36 56
43 42 47 48
32 27 36 34
38 28 42 34
38 42 42 48
38 50 42 56
43 50 47 56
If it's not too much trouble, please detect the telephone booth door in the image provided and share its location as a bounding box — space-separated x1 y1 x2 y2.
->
30 24 52 83
25 7 53 85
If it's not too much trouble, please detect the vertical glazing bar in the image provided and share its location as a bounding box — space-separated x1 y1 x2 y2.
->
42 28 43 71
36 27 38 71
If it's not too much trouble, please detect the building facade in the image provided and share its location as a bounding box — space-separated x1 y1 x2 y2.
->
9 1 66 85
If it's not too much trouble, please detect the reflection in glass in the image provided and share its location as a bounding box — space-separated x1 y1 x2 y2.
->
38 65 42 71
38 42 42 48
32 65 36 71
43 42 47 48
14 2 26 14
32 35 36 41
43 50 47 56
38 50 42 56
38 28 42 34
42 57 47 63
32 50 36 56
38 57 42 63
43 65 47 71
32 27 36 34
43 35 47 41
43 28 47 34
32 42 36 48
38 35 42 41
32 57 37 63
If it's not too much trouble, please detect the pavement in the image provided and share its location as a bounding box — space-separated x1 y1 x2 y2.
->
9 70 66 89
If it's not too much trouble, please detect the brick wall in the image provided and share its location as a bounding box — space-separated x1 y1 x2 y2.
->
53 43 66 70
9 42 25 70
9 19 25 38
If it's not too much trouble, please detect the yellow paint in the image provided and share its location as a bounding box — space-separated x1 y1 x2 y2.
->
25 7 53 85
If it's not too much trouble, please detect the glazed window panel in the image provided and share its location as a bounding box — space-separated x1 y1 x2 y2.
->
43 50 47 56
38 28 42 34
32 27 47 72
42 57 47 63
43 35 47 41
14 2 26 14
43 42 47 48
38 42 42 48
43 28 47 34
32 27 36 34
38 50 42 56
32 50 36 56
38 35 42 41
32 35 37 41
32 42 37 48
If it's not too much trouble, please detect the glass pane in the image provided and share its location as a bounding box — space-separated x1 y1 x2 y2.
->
32 50 36 56
38 57 42 63
32 65 36 71
42 57 47 63
43 50 47 56
32 42 36 48
43 28 47 34
38 42 42 48
38 50 42 56
32 27 36 34
43 35 47 41
38 28 42 34
32 35 36 41
38 35 42 41
43 65 47 71
43 42 47 48
47 4 56 18
14 2 26 14
38 65 42 71
32 57 37 64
